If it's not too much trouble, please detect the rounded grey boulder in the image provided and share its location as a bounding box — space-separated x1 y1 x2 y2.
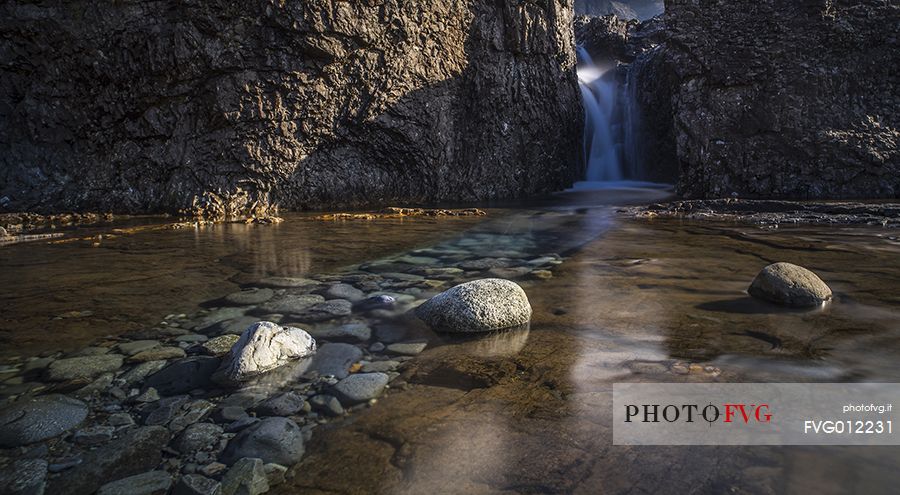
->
415 278 532 332
748 262 833 307
332 372 390 405
219 417 305 466
0 394 89 447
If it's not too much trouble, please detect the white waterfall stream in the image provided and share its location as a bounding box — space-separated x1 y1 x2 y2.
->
576 46 623 183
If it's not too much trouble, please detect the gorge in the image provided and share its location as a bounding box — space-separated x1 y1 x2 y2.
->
1 2 899 495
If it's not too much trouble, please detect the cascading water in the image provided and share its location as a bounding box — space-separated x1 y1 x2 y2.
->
576 46 623 183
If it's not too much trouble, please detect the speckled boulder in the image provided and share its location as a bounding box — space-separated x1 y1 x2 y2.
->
213 322 316 385
415 278 532 333
0 395 88 447
748 262 833 307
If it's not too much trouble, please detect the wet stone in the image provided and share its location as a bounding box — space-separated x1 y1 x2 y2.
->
360 360 401 373
201 335 240 356
144 357 220 395
257 294 324 315
332 373 390 406
373 324 407 344
96 470 173 495
174 422 224 453
221 458 269 495
0 394 88 447
116 340 161 356
213 322 316 385
68 346 111 357
255 277 318 288
173 474 222 495
223 288 274 306
290 299 352 322
213 406 249 423
305 343 363 379
225 417 260 434
309 394 344 417
44 354 124 382
108 412 135 427
199 462 227 477
352 295 396 312
210 316 262 337
264 463 287 486
0 459 47 495
386 342 428 356
316 283 365 302
49 426 170 495
74 425 115 446
307 322 371 343
458 258 514 270
174 334 209 344
128 346 186 363
121 360 169 387
254 392 306 417
143 395 190 426
369 342 386 352
193 308 247 332
169 399 215 433
220 417 305 466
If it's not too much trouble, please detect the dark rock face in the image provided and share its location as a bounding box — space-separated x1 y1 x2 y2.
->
636 0 899 199
575 0 664 20
0 1 581 214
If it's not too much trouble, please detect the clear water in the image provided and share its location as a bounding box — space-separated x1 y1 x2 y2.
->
2 188 899 493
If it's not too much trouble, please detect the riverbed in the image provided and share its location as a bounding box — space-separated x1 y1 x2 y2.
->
2 187 899 493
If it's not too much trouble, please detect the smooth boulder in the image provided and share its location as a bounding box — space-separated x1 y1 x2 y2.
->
214 321 316 385
415 278 532 332
219 417 305 466
0 394 89 447
748 262 833 307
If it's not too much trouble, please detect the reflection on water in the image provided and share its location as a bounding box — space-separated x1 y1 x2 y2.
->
3 187 900 493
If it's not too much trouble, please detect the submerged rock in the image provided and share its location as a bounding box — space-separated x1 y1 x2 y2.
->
748 262 833 307
96 470 172 495
220 417 305 466
173 474 221 495
0 394 88 447
49 426 169 494
415 278 532 332
304 343 362 379
223 288 274 306
145 357 221 395
213 322 316 385
332 372 390 405
220 458 269 495
0 459 47 495
44 354 124 382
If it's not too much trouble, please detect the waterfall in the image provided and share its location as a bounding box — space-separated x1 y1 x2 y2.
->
576 47 623 182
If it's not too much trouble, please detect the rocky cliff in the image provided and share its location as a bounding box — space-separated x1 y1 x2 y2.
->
638 0 899 199
575 0 664 20
0 1 581 215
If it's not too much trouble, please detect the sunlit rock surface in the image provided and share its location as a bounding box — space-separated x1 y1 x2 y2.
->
0 1 581 214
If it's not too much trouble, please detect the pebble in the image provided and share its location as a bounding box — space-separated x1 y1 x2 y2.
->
174 334 209 343
257 294 324 314
214 405 249 423
307 322 371 343
255 392 306 417
128 347 186 363
199 462 228 477
0 459 47 495
332 373 390 406
174 422 224 453
223 288 275 306
48 457 82 473
291 299 353 322
304 343 363 379
169 399 215 433
386 342 428 356
317 283 365 302
115 340 161 356
201 335 240 356
220 417 305 466
143 395 190 426
308 394 344 417
96 470 173 495
264 463 287 486
352 295 396 312
530 269 553 279
360 360 401 373
369 342 386 352
221 458 269 495
120 360 168 387
0 394 89 447
255 277 318 288
144 357 220 395
44 354 124 382
108 412 135 427
225 417 260 433
74 425 115 446
173 474 222 495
